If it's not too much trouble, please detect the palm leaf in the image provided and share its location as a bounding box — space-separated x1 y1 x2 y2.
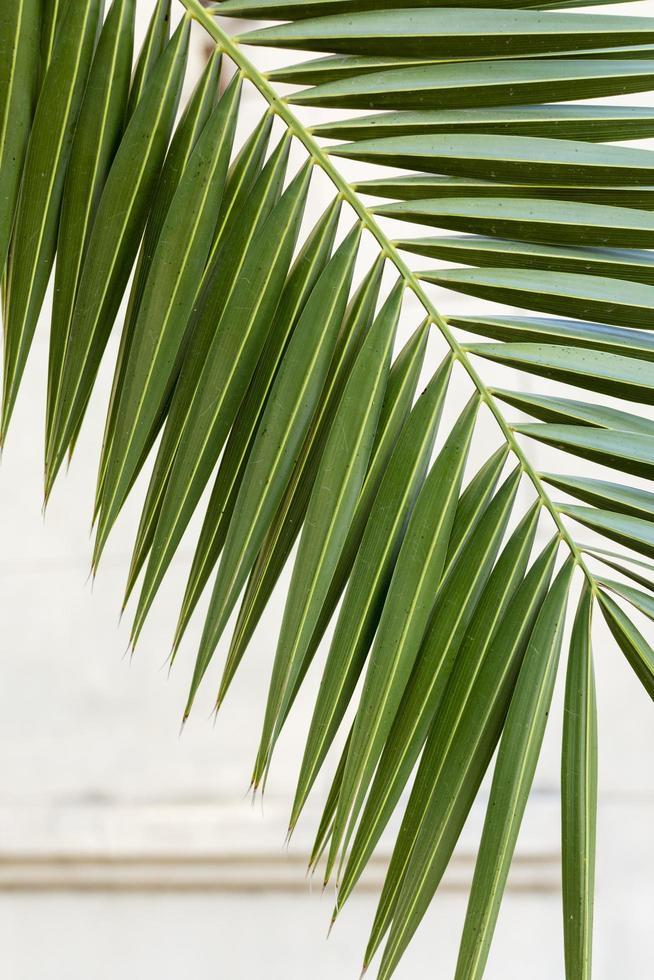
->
46 0 136 460
0 0 40 277
171 196 342 655
448 558 574 980
362 532 558 968
94 48 225 521
3 0 654 975
2 0 103 441
561 583 597 980
212 247 385 705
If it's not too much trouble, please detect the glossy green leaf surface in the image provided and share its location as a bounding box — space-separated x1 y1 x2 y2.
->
469 344 654 401
220 0 630 18
403 236 654 285
454 315 654 355
123 134 291 610
289 60 654 110
493 389 654 434
357 173 654 209
315 104 654 142
561 584 597 980
133 161 311 648
327 395 479 876
561 505 654 559
516 424 654 479
336 134 654 186
583 546 654 593
269 318 432 750
241 10 654 59
598 577 654 623
598 591 654 698
542 473 654 518
183 225 362 713
96 75 242 556
47 0 136 458
94 49 225 519
364 531 557 970
338 476 529 933
448 558 573 980
431 268 654 328
0 0 40 274
126 0 171 118
253 281 403 783
46 18 191 491
172 197 342 655
39 0 65 81
2 0 102 441
291 354 452 828
214 246 382 707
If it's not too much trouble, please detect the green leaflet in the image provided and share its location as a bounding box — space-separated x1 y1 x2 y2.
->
542 474 654 519
516 424 654 480
269 319 433 757
94 50 224 521
454 316 654 357
213 246 381 710
469 344 654 403
122 133 290 609
336 133 654 186
598 591 654 699
2 0 102 443
207 112 274 264
271 54 442 87
356 173 654 210
219 0 630 19
444 445 509 572
403 237 654 285
431 269 653 329
126 0 171 119
492 389 654 435
45 18 191 493
363 533 558 970
326 395 479 880
253 281 404 784
562 584 597 980
275 49 654 88
171 198 342 656
290 349 448 830
314 104 654 143
131 162 312 647
183 226 363 715
447 558 574 980
339 470 525 930
561 504 654 560
0 0 40 275
293 409 503 838
282 321 431 706
288 60 654 110
583 546 654 594
309 728 352 875
39 0 65 83
598 577 654 623
385 203 654 255
94 75 242 560
47 0 136 461
241 9 654 58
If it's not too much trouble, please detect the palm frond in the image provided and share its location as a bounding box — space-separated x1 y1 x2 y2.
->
2 0 654 975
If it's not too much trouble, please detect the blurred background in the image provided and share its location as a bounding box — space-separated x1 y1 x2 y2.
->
1 2 653 977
